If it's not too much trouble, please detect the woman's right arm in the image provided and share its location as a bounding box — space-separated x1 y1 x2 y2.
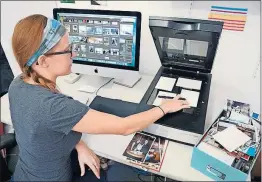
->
72 95 190 135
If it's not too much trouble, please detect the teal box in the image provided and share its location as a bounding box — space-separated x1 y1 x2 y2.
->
191 111 261 181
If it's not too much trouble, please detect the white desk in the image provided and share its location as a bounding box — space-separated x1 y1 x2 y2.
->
1 74 212 181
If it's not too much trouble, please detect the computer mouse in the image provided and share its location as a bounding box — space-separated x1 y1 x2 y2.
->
77 85 97 93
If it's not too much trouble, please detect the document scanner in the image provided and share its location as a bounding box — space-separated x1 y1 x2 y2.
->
139 16 224 145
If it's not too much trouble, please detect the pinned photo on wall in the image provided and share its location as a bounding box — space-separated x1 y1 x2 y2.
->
208 6 248 31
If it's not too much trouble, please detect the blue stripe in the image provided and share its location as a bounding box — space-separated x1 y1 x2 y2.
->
211 6 248 12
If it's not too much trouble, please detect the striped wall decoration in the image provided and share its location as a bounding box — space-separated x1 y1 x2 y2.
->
208 6 248 31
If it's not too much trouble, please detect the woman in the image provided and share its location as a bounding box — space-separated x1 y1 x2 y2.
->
9 14 190 181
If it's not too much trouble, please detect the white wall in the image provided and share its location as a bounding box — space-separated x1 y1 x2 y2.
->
187 1 260 127
1 1 57 77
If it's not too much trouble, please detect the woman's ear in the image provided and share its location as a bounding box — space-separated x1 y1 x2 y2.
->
37 55 49 68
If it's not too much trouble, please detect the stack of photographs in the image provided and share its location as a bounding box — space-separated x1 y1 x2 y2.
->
198 100 261 174
123 132 169 172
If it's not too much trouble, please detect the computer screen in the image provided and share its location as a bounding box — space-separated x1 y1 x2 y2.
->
55 9 141 70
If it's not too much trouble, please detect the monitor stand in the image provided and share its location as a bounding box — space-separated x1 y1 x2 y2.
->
75 72 141 89
74 73 141 93
77 74 113 89
113 74 141 88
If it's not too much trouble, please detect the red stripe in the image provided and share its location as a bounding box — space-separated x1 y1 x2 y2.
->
223 28 244 31
223 25 245 28
208 17 246 22
211 9 247 14
223 22 246 26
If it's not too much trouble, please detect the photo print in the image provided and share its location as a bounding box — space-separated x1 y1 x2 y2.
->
79 36 87 43
89 46 94 53
123 132 155 162
120 24 133 36
80 45 87 52
110 28 119 35
227 100 250 116
111 37 118 46
87 37 103 44
72 25 78 33
120 38 126 55
226 100 251 124
64 24 71 33
94 27 102 35
95 47 103 54
103 49 111 55
126 45 132 54
86 27 95 35
111 49 119 56
124 134 169 172
72 44 80 52
103 28 111 35
70 36 81 43
79 25 87 35
103 37 109 46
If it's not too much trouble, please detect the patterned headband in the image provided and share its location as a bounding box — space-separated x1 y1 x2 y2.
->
25 18 66 67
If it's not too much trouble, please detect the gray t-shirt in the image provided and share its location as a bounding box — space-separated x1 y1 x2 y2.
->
8 76 89 181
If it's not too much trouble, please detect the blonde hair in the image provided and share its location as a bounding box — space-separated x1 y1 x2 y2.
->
12 14 57 92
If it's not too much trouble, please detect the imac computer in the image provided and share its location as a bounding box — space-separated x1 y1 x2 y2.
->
53 8 142 88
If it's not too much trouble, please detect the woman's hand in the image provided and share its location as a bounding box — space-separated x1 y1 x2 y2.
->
75 140 100 179
160 95 190 114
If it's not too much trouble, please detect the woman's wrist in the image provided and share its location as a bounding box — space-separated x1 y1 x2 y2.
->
156 105 166 116
75 140 86 151
159 104 169 115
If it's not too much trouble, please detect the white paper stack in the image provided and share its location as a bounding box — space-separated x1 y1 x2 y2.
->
155 77 177 91
180 89 200 107
212 125 251 152
176 78 202 90
153 91 177 106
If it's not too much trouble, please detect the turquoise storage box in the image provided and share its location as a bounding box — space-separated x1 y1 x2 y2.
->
191 111 261 181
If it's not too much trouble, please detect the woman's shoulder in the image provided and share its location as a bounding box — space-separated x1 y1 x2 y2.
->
8 75 69 103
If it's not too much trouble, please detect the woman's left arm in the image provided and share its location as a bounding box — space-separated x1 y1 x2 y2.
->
75 140 100 179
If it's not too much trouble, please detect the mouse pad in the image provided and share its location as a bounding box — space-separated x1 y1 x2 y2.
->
89 96 141 117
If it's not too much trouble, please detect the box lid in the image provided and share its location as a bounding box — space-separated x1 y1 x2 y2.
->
149 16 223 73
